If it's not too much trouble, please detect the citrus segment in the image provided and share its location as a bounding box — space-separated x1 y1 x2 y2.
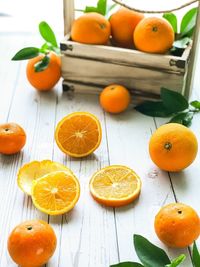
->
55 112 102 157
89 165 141 207
32 171 80 215
17 160 72 195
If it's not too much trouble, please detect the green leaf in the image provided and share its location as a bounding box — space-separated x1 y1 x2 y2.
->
163 13 178 33
34 55 50 72
166 254 186 267
40 42 60 55
192 242 200 267
169 112 193 127
106 3 118 19
110 262 144 267
134 235 171 267
161 88 189 113
173 37 191 49
190 100 200 109
181 8 198 37
84 0 107 16
12 47 40 60
39 21 58 48
135 101 173 118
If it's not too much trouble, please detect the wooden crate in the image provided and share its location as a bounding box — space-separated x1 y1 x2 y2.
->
61 0 200 100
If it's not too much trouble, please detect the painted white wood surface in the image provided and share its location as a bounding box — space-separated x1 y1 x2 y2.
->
0 33 200 267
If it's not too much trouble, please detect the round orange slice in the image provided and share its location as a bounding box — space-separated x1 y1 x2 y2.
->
31 171 80 215
55 112 102 158
89 165 141 207
17 160 73 195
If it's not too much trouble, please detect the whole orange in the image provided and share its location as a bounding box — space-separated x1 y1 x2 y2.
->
0 123 26 155
110 8 144 48
154 203 200 248
134 17 174 54
100 84 131 114
149 123 198 172
26 52 61 91
8 220 57 267
71 12 111 45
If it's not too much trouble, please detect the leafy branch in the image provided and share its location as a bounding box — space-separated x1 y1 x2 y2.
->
12 21 59 72
110 235 200 267
135 88 200 127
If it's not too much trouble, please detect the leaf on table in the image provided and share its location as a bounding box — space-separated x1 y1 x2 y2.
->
39 21 58 48
12 47 40 60
133 235 171 267
161 88 189 113
165 254 186 267
169 112 193 127
192 242 200 267
135 101 173 118
180 7 198 38
110 262 144 267
163 13 178 33
34 55 50 72
190 100 200 109
173 37 191 49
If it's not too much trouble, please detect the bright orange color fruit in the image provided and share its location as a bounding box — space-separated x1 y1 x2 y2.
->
89 165 141 207
8 220 57 267
0 123 26 155
26 52 61 91
134 17 174 54
31 171 80 215
149 123 198 172
100 84 131 114
154 203 200 248
71 12 111 45
110 8 144 48
55 112 102 157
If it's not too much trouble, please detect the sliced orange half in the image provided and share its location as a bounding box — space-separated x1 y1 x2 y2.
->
31 171 80 215
17 160 73 195
89 165 141 207
55 112 102 158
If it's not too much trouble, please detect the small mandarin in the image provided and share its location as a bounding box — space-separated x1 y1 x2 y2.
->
8 220 57 267
71 12 111 45
0 123 26 155
154 203 200 248
134 17 174 54
100 84 131 113
26 52 61 91
149 123 198 172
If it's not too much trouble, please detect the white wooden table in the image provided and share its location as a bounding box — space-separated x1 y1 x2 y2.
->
0 32 200 267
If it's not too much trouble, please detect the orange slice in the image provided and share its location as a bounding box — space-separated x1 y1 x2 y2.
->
17 160 73 195
31 171 80 215
55 112 102 158
89 165 141 207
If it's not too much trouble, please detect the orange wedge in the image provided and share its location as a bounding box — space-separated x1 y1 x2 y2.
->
55 112 102 158
89 165 141 207
17 160 73 195
31 171 80 215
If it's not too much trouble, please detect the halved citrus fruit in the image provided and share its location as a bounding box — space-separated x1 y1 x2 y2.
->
31 171 80 215
17 160 73 195
55 112 102 158
89 165 141 207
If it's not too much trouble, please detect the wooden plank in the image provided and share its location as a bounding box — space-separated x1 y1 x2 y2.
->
61 56 184 95
63 0 74 35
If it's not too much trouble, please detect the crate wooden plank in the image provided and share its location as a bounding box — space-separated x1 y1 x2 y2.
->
61 56 185 94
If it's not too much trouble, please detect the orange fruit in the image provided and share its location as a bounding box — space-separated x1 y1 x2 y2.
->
31 171 80 215
17 160 73 195
0 123 26 155
26 52 61 91
149 123 198 172
100 84 131 114
8 220 57 267
89 165 141 207
154 203 200 248
71 12 111 45
110 8 144 48
55 112 102 157
134 17 174 54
